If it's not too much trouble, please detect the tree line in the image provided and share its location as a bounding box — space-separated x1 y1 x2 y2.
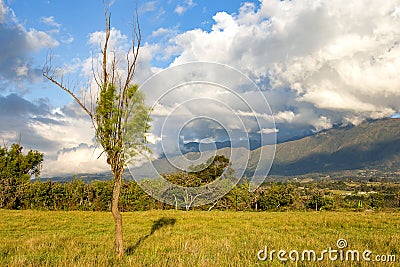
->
1 143 399 212
2 177 399 212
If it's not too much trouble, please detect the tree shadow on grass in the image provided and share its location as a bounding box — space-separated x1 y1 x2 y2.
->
126 217 177 255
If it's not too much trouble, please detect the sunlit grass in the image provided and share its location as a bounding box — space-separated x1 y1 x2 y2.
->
0 210 399 266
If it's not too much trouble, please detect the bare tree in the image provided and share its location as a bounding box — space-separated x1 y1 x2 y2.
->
42 2 149 257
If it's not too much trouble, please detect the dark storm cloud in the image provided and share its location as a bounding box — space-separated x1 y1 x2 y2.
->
0 93 49 116
0 93 61 151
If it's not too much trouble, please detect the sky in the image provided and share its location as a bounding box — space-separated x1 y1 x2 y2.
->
0 0 399 177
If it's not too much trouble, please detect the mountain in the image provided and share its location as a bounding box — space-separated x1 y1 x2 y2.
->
136 118 400 178
269 118 400 175
46 118 400 182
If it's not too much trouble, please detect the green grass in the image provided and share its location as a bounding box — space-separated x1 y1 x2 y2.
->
0 210 399 266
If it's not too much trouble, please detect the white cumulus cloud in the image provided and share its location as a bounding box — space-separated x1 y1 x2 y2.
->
42 144 109 177
160 0 400 133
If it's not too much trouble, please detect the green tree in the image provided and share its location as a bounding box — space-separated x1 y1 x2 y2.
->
120 181 156 211
162 155 233 210
163 155 230 187
218 181 254 211
257 183 300 211
42 3 150 257
368 192 385 209
306 189 335 211
0 143 43 209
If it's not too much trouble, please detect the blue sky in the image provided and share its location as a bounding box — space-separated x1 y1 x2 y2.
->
5 0 260 105
1 0 399 177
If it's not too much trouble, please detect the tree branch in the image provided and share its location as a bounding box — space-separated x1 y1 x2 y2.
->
42 70 94 120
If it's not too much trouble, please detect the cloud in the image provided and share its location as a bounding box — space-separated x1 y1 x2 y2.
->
83 27 156 88
26 28 59 50
140 1 157 13
161 0 400 134
40 15 74 44
40 16 61 28
174 0 196 15
174 6 185 15
0 94 50 119
137 62 276 158
28 25 158 176
6 0 400 177
60 32 74 44
151 27 178 38
273 111 296 123
258 128 279 134
42 143 108 177
1 1 157 177
0 94 62 153
0 93 109 177
0 0 59 87
0 0 7 23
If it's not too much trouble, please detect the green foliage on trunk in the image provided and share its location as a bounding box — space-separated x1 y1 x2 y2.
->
123 85 152 160
95 83 150 166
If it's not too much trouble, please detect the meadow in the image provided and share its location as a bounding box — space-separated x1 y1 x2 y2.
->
0 210 399 266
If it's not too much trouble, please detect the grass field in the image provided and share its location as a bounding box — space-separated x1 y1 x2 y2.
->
0 210 399 266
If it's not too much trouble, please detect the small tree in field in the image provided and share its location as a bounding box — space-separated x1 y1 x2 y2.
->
0 142 43 209
42 3 150 257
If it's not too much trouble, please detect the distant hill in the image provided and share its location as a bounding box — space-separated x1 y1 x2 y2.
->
153 118 400 177
46 118 400 182
269 118 400 175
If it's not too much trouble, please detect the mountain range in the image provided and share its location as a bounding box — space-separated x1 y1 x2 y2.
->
269 118 400 175
47 118 400 181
